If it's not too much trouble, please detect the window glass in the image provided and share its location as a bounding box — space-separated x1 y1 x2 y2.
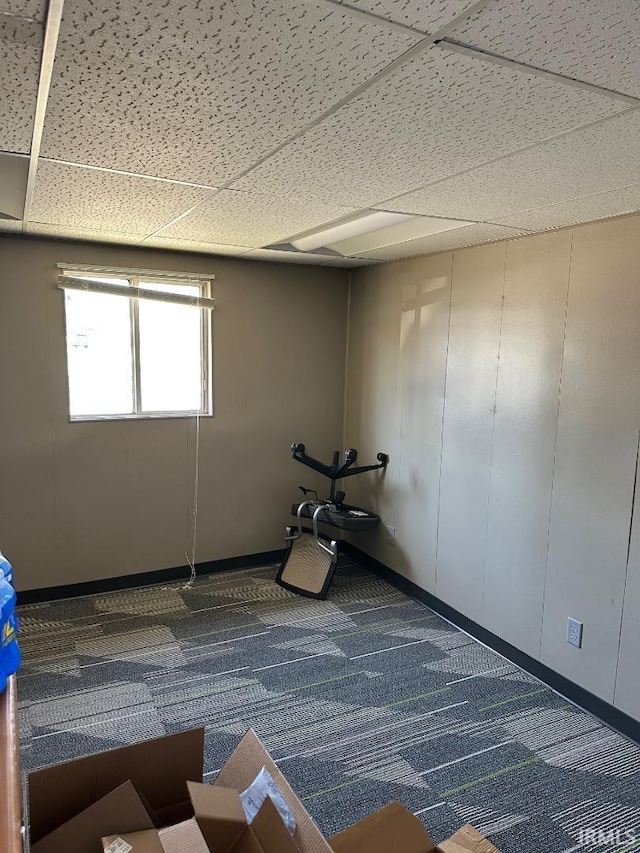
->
62 272 210 420
137 281 204 413
65 285 134 417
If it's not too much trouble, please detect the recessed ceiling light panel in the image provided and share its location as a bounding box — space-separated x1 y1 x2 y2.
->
291 210 414 251
329 214 475 255
288 209 476 256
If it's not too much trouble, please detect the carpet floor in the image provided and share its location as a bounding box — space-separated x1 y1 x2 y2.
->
16 558 640 852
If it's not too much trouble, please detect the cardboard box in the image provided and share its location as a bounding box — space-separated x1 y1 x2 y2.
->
331 802 500 853
103 788 302 853
28 727 205 845
31 781 155 853
27 727 501 853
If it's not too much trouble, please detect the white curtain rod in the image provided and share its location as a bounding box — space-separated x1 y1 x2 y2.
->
56 262 215 281
58 276 215 309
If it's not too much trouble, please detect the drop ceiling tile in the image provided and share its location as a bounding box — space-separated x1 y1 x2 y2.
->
24 222 146 244
354 223 530 260
378 111 640 222
140 237 253 257
492 185 640 232
0 14 42 153
0 0 47 20
160 190 355 247
334 0 480 33
242 248 339 265
39 0 415 185
450 0 640 98
232 47 627 208
29 161 212 234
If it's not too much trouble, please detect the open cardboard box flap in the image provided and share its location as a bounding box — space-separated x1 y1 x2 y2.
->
213 728 332 853
104 819 211 853
31 780 155 853
103 782 303 853
439 825 502 853
330 802 435 853
186 781 302 853
187 782 247 853
28 728 205 843
250 793 302 853
329 803 501 853
103 829 166 853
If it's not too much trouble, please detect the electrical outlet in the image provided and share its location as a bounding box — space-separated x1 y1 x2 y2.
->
386 525 396 546
567 617 583 648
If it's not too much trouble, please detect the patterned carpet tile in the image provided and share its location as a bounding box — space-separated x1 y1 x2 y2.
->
17 560 640 852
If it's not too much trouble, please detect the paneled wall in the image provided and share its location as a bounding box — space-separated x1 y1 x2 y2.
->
345 213 640 722
0 236 348 591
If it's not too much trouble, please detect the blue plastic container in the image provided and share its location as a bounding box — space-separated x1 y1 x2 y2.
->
0 549 12 586
0 577 20 692
0 548 17 636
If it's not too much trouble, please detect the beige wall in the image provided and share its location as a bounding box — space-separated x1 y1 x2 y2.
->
4 215 640 721
345 213 640 722
0 236 348 592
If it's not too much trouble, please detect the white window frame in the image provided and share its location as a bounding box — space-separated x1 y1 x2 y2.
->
59 264 214 422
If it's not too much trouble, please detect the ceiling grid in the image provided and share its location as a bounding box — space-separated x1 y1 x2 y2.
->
376 109 640 223
230 49 628 207
450 0 640 99
0 0 638 263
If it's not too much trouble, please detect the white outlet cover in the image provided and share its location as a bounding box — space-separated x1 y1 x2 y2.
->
567 617 583 648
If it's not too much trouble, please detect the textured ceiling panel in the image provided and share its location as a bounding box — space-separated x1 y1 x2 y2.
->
24 222 147 243
450 0 640 98
0 0 47 21
334 0 479 33
354 223 530 260
39 0 415 185
232 47 627 207
140 237 253 256
493 185 640 232
160 190 355 247
30 161 212 233
377 111 640 222
0 14 42 153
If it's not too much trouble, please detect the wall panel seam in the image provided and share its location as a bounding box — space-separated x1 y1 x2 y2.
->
396 263 410 541
539 231 574 660
480 242 507 623
342 272 352 450
612 429 640 704
433 251 455 592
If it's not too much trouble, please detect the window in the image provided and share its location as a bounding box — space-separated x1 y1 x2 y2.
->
59 265 214 420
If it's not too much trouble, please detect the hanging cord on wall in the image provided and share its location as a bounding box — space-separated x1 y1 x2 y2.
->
183 409 201 588
182 277 207 589
161 278 207 593
159 408 201 594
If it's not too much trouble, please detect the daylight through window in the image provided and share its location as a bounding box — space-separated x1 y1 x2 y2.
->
59 267 213 420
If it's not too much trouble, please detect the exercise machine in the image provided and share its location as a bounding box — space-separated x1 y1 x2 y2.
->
276 443 389 599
